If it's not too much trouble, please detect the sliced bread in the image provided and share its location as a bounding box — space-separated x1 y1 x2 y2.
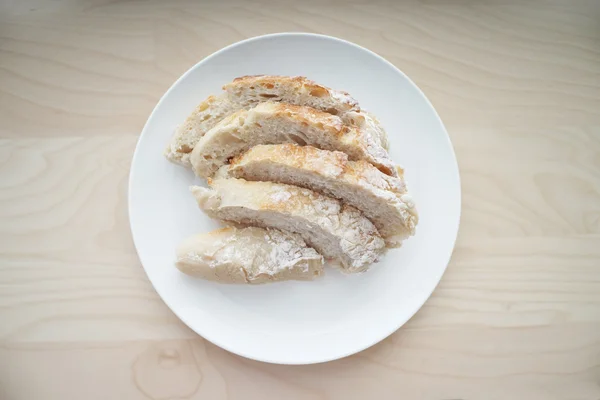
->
224 76 391 149
190 102 397 178
191 178 386 272
229 144 417 245
176 226 324 283
223 75 359 113
228 77 394 149
164 75 392 166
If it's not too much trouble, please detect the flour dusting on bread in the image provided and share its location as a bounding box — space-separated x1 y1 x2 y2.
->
166 75 417 283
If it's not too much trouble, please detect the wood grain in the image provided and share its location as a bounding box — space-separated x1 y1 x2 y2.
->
1 0 599 399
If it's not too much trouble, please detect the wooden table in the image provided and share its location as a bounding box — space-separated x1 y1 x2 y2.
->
1 1 599 399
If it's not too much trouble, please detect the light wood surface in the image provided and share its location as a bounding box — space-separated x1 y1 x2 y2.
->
1 0 599 399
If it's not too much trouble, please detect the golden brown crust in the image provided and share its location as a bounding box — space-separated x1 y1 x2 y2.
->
259 102 346 137
257 104 393 176
259 104 394 175
228 144 417 241
232 144 406 196
192 101 396 178
225 75 359 111
230 75 322 87
232 143 346 176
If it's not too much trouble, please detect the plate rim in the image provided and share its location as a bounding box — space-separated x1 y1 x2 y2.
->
128 32 462 365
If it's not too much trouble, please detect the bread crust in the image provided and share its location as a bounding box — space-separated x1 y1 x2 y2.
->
191 178 386 272
190 102 397 178
224 75 359 113
175 226 324 283
164 75 391 166
229 144 417 244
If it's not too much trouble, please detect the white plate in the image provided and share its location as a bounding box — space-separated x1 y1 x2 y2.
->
129 33 460 364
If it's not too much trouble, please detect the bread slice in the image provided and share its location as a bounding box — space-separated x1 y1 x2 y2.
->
191 178 386 272
223 75 358 112
164 94 238 166
224 76 391 149
176 227 324 284
226 77 391 149
190 102 397 178
164 76 392 166
228 144 417 245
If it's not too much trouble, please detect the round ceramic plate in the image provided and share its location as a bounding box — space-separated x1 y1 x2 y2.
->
129 33 460 364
